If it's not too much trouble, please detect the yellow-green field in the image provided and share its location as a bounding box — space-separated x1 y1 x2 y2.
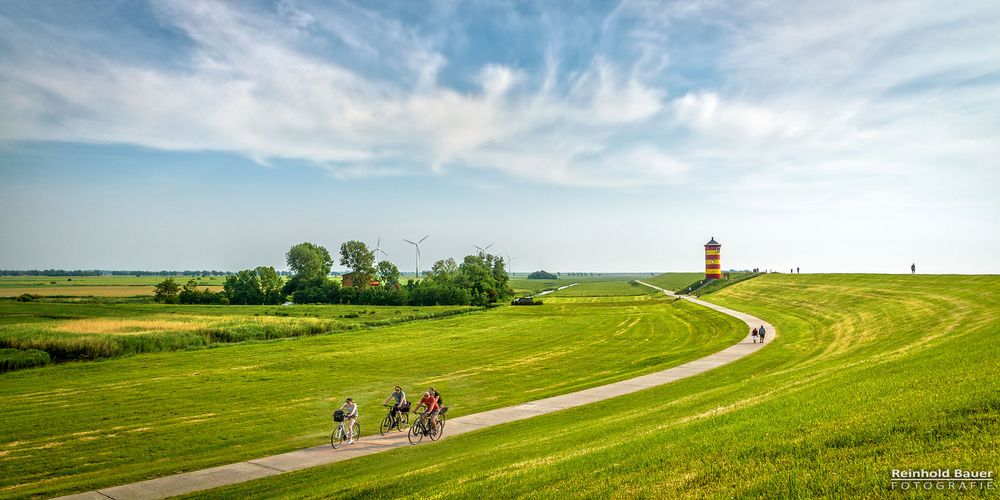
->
189 274 1000 498
0 284 744 498
0 285 226 297
0 276 226 298
2 274 996 499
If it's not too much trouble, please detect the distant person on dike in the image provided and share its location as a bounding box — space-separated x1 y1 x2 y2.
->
383 386 407 418
751 327 759 343
340 398 359 444
797 267 800 274
415 391 440 431
758 325 766 343
911 263 916 274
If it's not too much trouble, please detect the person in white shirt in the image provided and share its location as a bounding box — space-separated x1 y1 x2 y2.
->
340 398 359 444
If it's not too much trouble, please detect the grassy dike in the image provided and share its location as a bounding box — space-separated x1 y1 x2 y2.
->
0 290 744 498
190 274 999 498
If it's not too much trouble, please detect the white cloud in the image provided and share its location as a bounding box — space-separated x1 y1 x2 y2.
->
0 0 998 198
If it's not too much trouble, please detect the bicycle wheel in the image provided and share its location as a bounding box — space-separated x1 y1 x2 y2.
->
397 412 409 431
428 419 442 441
331 425 344 449
408 420 424 445
438 413 446 430
351 421 360 442
380 415 392 436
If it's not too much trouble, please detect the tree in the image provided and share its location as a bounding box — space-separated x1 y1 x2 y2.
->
527 270 558 280
256 266 284 304
153 278 180 303
224 269 262 305
179 279 224 304
430 258 459 284
339 240 376 287
376 260 401 287
286 242 333 280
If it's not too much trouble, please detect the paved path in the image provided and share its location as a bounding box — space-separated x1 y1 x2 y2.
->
58 283 775 500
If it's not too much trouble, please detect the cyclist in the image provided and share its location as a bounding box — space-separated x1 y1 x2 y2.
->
339 398 359 444
429 386 443 408
414 391 440 433
383 386 407 422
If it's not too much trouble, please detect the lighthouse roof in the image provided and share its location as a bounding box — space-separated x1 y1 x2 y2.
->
705 237 720 246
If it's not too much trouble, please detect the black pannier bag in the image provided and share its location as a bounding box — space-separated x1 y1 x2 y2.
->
333 409 345 422
399 401 411 413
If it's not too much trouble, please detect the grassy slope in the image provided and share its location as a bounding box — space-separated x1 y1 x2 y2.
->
640 272 705 291
523 273 703 298
0 294 744 498
193 274 1000 498
508 274 654 296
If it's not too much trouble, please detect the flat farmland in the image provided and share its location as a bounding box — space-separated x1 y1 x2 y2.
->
0 287 745 498
0 285 225 297
0 276 226 298
0 302 474 362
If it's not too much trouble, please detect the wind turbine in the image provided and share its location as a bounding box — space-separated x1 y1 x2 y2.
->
474 243 494 255
403 235 429 278
373 237 390 261
505 253 516 275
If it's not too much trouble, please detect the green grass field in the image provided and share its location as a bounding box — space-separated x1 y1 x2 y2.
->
0 285 744 498
507 273 659 296
508 273 701 298
187 274 1000 498
0 275 227 298
0 303 474 365
0 276 225 287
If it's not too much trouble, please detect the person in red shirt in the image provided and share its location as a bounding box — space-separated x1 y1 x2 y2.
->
414 391 440 432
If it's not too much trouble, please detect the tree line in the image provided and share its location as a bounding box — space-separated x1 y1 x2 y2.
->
153 241 513 307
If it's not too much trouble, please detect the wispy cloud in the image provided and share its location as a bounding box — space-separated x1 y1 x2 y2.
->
1 0 998 195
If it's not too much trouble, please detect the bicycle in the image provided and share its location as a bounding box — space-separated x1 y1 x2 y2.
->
330 410 360 449
407 406 448 445
379 403 410 436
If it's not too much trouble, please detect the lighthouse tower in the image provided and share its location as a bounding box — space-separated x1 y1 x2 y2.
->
705 237 722 280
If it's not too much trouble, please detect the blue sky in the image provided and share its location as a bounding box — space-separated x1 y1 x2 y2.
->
1 0 998 274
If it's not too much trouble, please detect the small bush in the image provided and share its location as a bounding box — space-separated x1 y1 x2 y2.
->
16 294 41 302
0 348 52 372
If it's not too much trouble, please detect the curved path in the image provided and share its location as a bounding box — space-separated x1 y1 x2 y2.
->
59 282 775 500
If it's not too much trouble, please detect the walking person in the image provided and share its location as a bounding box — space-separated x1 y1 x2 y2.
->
340 398 359 444
758 325 766 343
751 327 758 344
911 263 916 274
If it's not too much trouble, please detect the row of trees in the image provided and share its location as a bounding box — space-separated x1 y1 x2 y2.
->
154 241 512 307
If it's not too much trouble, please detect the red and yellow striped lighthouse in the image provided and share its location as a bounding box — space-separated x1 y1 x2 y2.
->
705 237 722 280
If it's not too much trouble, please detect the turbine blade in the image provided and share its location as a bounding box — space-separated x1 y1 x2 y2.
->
403 239 416 245
419 235 429 244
